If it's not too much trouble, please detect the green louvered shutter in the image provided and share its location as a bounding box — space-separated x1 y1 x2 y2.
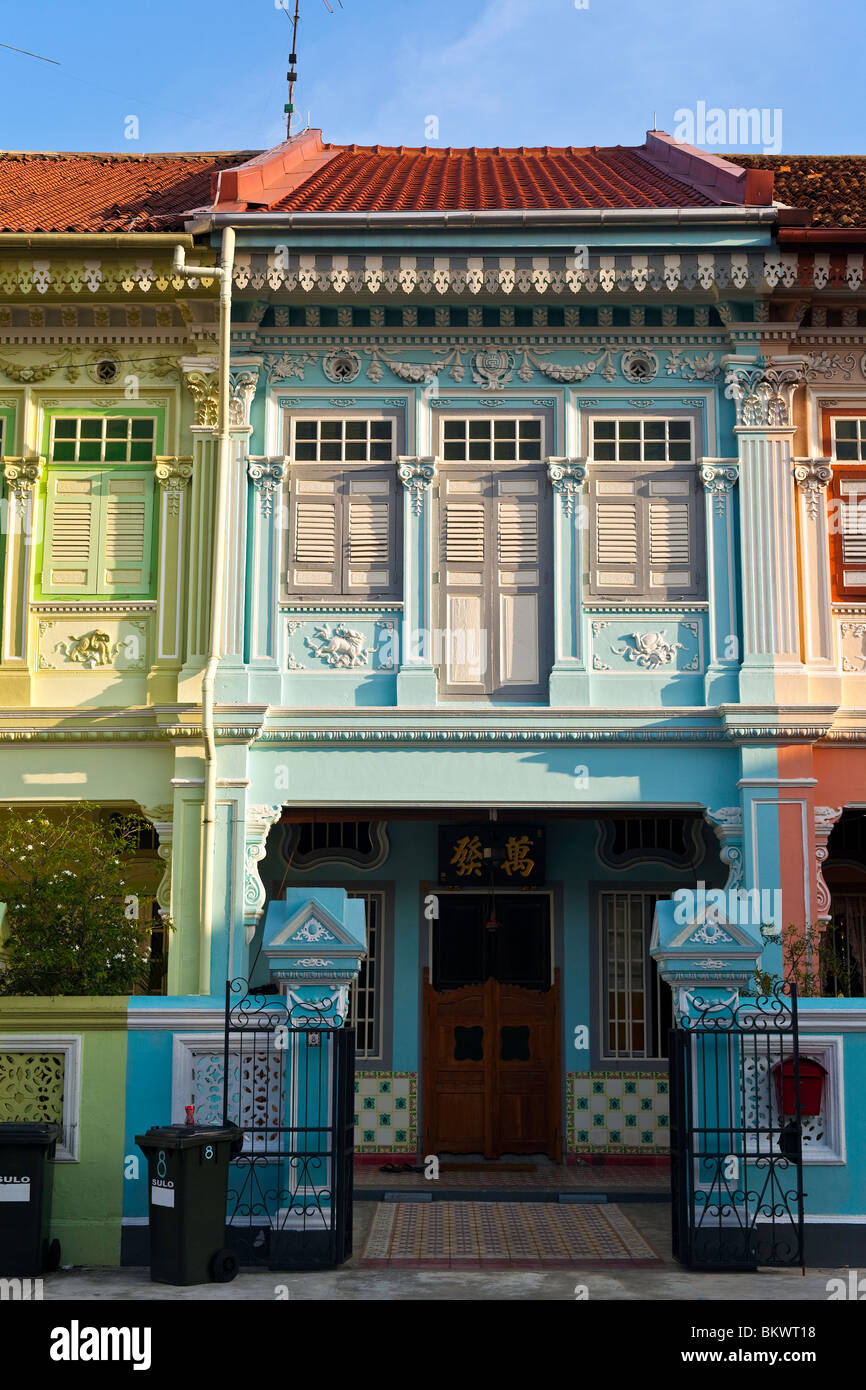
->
42 470 101 594
100 471 154 595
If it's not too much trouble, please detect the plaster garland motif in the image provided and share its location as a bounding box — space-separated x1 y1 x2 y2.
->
3 455 44 501
247 456 286 519
546 458 587 518
154 457 193 519
304 623 370 668
699 462 739 516
397 456 437 516
611 631 685 669
793 459 833 520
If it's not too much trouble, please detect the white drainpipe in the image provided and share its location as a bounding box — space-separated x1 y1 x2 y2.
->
173 228 235 995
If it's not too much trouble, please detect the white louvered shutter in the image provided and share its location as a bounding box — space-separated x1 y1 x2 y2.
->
347 471 395 594
441 472 487 689
592 476 640 591
647 473 697 595
291 473 340 592
840 477 866 590
42 470 100 594
496 474 543 690
101 472 153 594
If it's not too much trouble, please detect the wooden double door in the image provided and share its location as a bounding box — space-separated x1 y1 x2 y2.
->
422 894 561 1159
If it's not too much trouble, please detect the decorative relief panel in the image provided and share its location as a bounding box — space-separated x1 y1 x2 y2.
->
285 616 399 673
0 1052 65 1126
591 619 703 674
36 614 152 672
840 621 866 672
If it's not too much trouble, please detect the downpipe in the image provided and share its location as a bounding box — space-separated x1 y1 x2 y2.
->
173 229 235 995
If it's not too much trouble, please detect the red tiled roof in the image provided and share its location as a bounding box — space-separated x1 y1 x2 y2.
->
0 151 256 233
726 154 866 228
269 144 720 213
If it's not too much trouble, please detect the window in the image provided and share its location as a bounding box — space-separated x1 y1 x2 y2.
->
831 417 866 461
588 465 704 599
438 464 552 699
285 417 400 599
442 418 542 462
346 890 384 1060
599 891 670 1062
40 414 157 598
283 820 389 871
597 816 703 869
592 417 692 462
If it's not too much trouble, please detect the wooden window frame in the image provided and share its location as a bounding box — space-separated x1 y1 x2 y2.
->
588 463 705 601
823 409 866 600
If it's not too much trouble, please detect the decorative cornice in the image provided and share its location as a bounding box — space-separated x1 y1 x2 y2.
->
3 453 44 499
546 457 587 517
793 458 833 519
247 455 286 518
397 455 437 515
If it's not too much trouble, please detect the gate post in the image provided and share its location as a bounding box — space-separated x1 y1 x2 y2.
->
258 888 366 1266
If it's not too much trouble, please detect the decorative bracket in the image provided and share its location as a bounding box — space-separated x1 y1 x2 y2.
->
247 456 287 519
3 453 44 502
244 803 283 944
699 459 739 517
814 805 844 923
704 806 745 891
397 455 437 516
793 458 833 521
546 457 587 518
155 456 193 518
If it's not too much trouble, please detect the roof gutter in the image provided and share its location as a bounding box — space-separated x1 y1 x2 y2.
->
0 232 196 248
187 206 779 234
778 227 866 245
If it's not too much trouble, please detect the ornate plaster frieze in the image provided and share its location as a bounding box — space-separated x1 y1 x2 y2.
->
397 456 437 515
793 458 833 519
38 617 149 672
723 358 808 428
840 620 866 672
611 631 686 668
231 250 866 296
154 456 194 518
3 454 44 500
699 459 739 516
546 458 587 517
814 805 844 922
247 455 286 518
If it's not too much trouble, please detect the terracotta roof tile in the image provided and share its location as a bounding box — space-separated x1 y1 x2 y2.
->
727 154 866 228
270 144 720 212
0 151 256 233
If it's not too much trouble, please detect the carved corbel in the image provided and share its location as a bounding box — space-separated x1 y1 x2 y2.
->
247 456 287 519
244 804 283 944
546 457 587 519
793 458 833 521
704 806 745 891
397 456 437 516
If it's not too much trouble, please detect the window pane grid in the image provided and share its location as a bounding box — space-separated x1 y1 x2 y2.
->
592 418 692 462
442 417 543 462
832 417 866 461
50 416 156 463
602 891 666 1060
292 418 393 462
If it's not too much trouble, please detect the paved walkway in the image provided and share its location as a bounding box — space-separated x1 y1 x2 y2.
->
41 1204 846 1300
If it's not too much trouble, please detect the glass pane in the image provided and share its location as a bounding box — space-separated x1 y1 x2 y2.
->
320 421 341 440
494 441 516 460
131 419 154 439
320 442 341 460
520 420 542 439
294 443 316 460
51 442 75 461
345 442 366 460
618 421 640 441
834 420 858 439
836 441 859 459
493 420 516 438
345 420 366 440
370 421 392 440
594 421 615 440
105 441 127 462
443 442 464 460
370 443 391 460
53 418 76 439
519 441 542 460
468 441 489 460
669 442 691 461
130 442 153 461
469 420 491 439
106 418 128 439
443 421 464 439
644 442 665 461
594 443 615 460
294 421 317 440
78 442 101 461
619 442 641 461
668 420 691 440
644 421 665 440
79 418 103 439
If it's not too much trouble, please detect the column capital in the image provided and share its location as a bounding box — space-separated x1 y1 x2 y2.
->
3 453 44 500
397 455 437 515
546 456 587 517
723 355 808 428
247 456 286 519
793 457 833 519
229 364 261 429
699 458 739 515
181 360 219 428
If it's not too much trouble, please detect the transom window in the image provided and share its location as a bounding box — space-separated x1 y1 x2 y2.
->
832 417 866 460
592 418 692 462
51 416 156 463
442 418 543 461
292 418 393 461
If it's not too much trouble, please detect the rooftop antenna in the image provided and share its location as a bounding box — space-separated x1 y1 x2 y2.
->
281 0 343 140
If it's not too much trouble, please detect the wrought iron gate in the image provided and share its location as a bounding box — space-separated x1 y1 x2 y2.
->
221 978 355 1270
669 985 805 1270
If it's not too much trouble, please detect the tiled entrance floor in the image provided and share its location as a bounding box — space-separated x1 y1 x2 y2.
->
354 1158 669 1195
360 1201 660 1268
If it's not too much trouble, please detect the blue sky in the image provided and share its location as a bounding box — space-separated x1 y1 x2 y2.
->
0 0 861 156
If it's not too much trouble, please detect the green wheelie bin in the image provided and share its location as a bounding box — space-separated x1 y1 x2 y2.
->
0 1122 61 1277
135 1123 243 1285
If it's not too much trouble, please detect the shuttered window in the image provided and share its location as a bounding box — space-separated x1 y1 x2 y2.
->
830 471 866 598
286 466 399 597
439 467 552 700
589 467 704 599
42 468 155 597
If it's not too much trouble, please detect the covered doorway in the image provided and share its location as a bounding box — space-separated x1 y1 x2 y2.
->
422 893 561 1160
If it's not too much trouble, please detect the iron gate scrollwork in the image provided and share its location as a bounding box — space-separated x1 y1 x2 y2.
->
221 977 355 1270
669 984 805 1271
